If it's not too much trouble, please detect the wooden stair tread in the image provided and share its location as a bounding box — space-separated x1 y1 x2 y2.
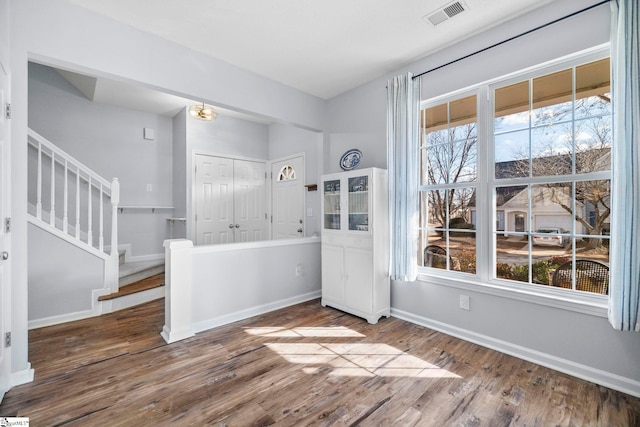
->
98 273 165 301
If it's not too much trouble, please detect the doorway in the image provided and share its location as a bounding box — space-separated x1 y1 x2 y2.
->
271 156 304 239
515 213 525 232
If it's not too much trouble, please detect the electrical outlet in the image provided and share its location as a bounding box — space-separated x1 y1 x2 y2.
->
459 294 470 311
146 184 153 192
296 264 304 277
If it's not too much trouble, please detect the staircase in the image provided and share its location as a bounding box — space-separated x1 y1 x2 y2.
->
98 254 165 312
27 128 120 293
27 129 165 320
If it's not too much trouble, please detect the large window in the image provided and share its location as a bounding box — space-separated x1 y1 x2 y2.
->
419 53 612 297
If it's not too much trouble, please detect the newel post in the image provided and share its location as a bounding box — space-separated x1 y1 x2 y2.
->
161 239 195 344
105 178 120 293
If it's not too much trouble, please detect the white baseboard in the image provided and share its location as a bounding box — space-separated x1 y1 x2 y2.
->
127 253 164 263
28 288 109 330
193 290 321 334
11 363 34 387
161 325 194 344
391 308 640 398
116 243 164 264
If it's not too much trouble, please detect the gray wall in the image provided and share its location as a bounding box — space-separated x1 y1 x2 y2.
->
324 0 640 392
28 224 103 321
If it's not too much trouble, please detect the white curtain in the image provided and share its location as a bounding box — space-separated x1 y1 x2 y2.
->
609 0 640 331
387 73 420 282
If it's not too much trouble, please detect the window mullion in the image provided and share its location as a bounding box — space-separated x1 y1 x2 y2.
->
477 85 491 283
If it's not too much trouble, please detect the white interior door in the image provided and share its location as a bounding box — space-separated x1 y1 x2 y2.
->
271 156 304 239
0 62 10 401
233 160 267 242
195 155 234 245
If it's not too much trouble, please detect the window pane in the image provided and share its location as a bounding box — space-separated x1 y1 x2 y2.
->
574 115 612 174
496 235 530 283
495 129 529 178
427 189 447 229
531 183 572 233
449 187 475 228
531 123 573 176
531 247 570 286
575 179 610 238
424 103 448 143
423 236 447 269
495 185 529 233
495 81 529 133
450 231 476 274
450 95 477 140
532 68 573 127
422 143 449 185
576 58 611 120
449 139 477 183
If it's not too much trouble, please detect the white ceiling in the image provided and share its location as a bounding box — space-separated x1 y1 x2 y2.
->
67 0 555 101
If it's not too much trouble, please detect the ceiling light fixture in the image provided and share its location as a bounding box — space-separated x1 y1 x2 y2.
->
189 102 218 121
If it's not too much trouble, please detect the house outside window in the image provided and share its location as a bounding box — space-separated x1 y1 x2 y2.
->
419 51 612 297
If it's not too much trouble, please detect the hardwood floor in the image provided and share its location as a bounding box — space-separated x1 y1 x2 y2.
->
1 299 639 426
97 273 165 301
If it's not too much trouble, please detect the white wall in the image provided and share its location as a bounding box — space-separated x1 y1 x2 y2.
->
268 123 323 237
173 239 321 333
324 0 640 396
9 0 325 379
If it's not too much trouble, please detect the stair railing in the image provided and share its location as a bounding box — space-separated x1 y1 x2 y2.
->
27 128 120 291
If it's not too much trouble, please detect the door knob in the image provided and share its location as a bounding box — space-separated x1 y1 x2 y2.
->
2 251 8 260
297 228 303 233
229 224 234 228
235 224 240 228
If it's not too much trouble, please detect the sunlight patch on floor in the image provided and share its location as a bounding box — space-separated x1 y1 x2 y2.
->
264 342 461 379
244 326 366 338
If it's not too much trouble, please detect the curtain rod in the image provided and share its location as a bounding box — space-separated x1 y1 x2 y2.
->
412 0 611 80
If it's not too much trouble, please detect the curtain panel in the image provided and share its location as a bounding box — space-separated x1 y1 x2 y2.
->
387 73 420 282
609 0 640 331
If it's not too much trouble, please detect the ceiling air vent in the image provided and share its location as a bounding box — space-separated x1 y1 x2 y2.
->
423 1 468 27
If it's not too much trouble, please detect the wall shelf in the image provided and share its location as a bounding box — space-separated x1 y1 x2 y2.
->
118 206 174 213
166 217 186 222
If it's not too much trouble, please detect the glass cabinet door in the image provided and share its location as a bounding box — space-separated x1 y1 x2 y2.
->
348 175 368 231
323 179 341 230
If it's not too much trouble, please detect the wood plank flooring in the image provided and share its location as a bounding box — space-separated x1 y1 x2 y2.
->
97 273 165 301
1 299 639 426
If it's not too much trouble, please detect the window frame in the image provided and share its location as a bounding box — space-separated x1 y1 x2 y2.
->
417 46 611 317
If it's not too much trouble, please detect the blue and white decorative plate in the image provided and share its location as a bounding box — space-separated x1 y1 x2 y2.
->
340 149 362 171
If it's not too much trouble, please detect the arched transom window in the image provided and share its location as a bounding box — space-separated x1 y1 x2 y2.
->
278 165 297 181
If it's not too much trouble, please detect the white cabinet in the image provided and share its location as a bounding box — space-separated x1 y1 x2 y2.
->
320 167 389 324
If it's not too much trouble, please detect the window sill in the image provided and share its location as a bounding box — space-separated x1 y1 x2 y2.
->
415 270 608 318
